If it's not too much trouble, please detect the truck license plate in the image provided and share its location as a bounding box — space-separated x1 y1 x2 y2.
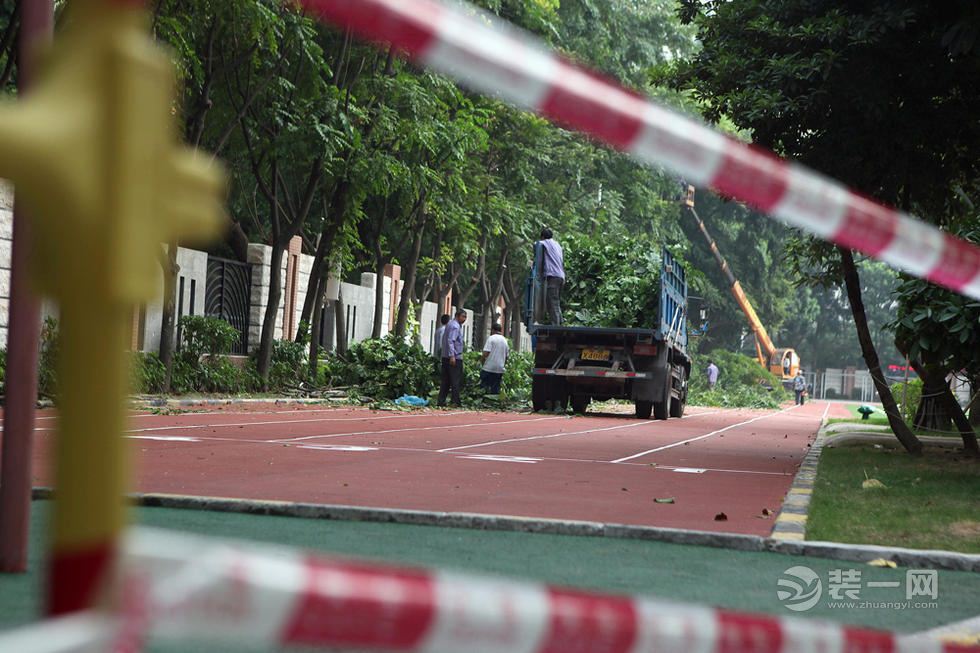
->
581 348 610 362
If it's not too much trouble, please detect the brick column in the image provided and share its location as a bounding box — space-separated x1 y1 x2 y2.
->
384 263 401 332
282 235 302 340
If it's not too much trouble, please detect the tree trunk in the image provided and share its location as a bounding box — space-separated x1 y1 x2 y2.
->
478 248 509 350
257 242 286 389
839 247 923 455
473 260 491 352
334 291 348 356
364 198 390 340
916 364 980 457
394 214 427 337
455 233 487 311
307 279 325 379
226 219 250 262
297 179 349 337
912 362 953 434
435 265 461 316
946 395 980 457
503 268 523 353
969 373 980 428
409 270 435 348
158 241 180 392
371 247 387 339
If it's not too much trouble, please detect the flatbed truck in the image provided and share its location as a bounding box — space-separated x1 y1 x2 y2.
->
523 247 691 419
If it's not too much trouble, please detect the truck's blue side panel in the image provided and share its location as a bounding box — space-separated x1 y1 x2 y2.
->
658 249 688 355
523 241 545 327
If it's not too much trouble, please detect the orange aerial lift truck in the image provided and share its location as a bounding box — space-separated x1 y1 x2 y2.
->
682 185 800 381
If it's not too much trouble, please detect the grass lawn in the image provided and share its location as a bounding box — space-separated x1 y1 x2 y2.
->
807 443 980 553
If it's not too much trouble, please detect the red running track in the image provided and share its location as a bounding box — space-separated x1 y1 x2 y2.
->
24 401 852 536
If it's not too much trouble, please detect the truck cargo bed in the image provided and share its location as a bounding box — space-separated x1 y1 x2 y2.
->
529 325 659 337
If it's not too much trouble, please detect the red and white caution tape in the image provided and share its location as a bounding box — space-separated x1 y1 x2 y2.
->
297 0 980 299
0 612 118 653
7 527 962 653
2 527 978 653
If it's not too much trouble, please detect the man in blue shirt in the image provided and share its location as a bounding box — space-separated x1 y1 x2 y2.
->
539 228 564 325
438 309 468 407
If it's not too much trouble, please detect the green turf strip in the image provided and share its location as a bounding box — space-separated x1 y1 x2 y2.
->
1 500 978 652
808 444 980 553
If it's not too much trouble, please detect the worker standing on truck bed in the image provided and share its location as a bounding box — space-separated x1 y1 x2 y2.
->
538 228 565 325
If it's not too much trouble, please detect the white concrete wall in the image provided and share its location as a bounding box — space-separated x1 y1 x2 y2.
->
518 323 532 353
340 280 375 346
294 252 314 337
0 181 12 348
409 302 516 355
360 273 380 337
139 247 209 353
421 300 439 354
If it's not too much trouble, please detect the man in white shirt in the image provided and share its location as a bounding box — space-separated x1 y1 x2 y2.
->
480 323 509 394
706 360 719 389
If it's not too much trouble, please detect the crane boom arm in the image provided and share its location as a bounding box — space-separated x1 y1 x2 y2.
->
685 203 777 361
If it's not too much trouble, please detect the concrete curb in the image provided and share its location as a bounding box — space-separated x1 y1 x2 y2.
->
31 488 980 572
824 433 964 449
771 425 824 541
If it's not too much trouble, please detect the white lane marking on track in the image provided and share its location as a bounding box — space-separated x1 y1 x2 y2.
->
298 445 378 452
438 422 651 452
129 436 201 442
121 433 794 475
609 406 799 463
436 410 722 453
672 467 706 474
457 455 541 464
271 416 566 443
820 402 831 422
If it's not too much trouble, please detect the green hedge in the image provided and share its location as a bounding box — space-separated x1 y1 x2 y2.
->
687 349 788 409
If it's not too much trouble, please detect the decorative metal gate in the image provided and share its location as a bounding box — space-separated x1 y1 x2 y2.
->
205 257 252 355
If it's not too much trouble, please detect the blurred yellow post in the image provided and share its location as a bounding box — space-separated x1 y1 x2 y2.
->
0 0 225 613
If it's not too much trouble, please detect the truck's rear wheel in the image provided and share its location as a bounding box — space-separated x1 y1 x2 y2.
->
532 378 547 412
653 365 672 420
571 395 590 414
635 400 652 419
670 368 687 418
